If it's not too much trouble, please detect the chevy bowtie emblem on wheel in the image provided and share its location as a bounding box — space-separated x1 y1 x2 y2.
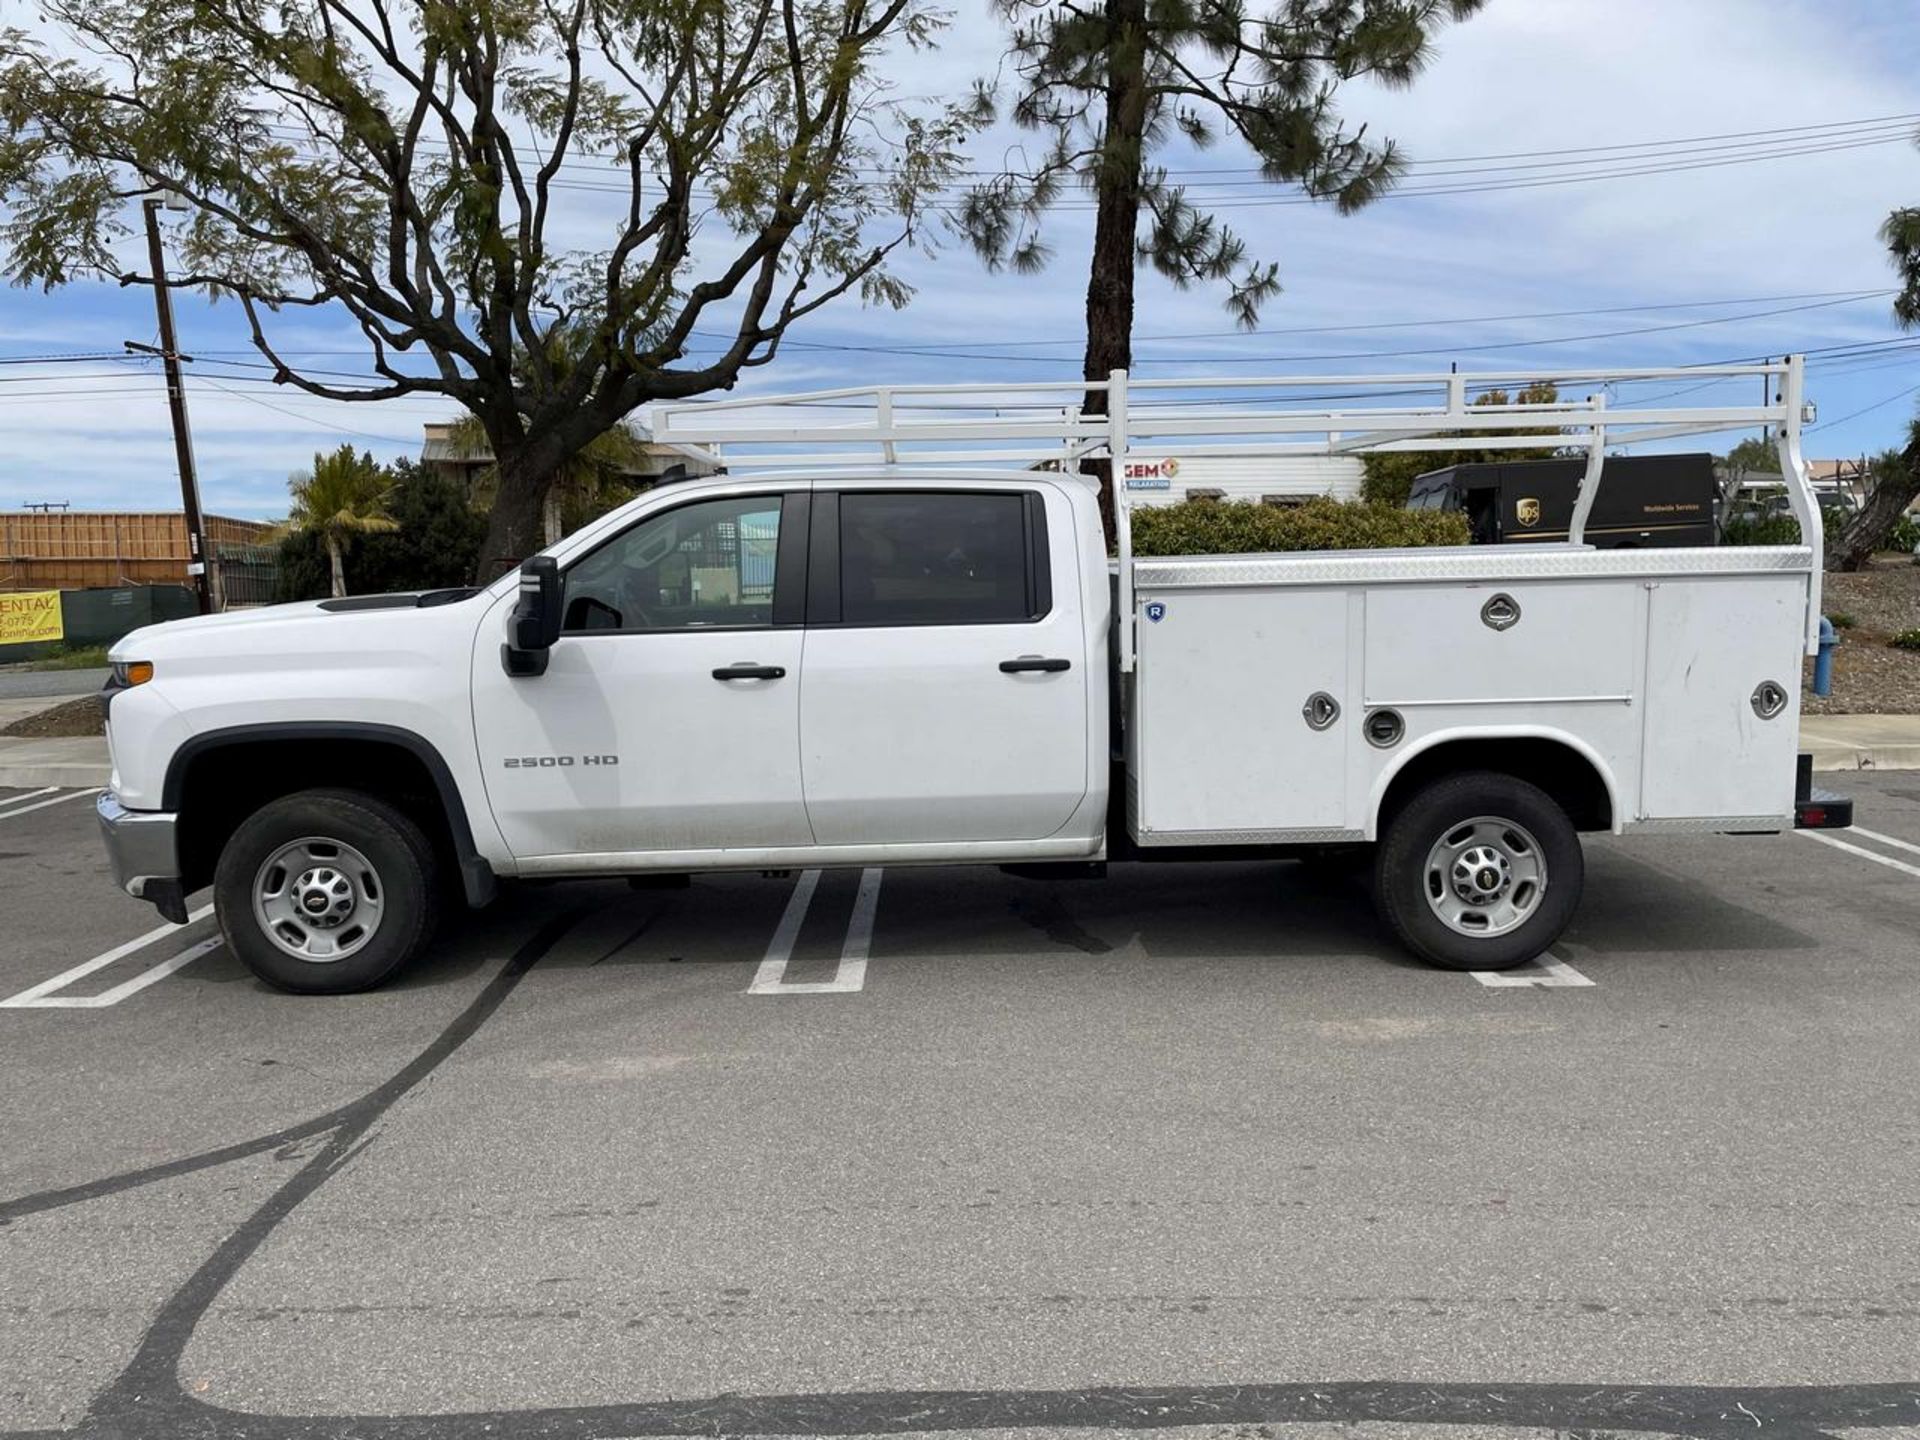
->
1515 497 1542 527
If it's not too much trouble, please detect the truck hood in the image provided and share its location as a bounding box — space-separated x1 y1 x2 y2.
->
108 589 490 663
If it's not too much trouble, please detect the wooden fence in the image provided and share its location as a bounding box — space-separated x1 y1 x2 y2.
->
0 511 279 595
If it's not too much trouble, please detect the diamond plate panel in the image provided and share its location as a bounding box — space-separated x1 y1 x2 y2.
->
1132 545 1814 592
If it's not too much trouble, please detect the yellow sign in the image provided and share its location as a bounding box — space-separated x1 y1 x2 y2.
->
0 590 64 646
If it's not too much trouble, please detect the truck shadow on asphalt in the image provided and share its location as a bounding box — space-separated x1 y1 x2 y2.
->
172 842 1818 1007
1568 845 1820 957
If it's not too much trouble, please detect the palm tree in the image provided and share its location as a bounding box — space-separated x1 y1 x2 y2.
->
279 446 400 598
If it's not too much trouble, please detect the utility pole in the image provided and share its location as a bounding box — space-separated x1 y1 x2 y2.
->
129 194 218 614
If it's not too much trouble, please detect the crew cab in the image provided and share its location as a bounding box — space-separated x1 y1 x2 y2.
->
97 361 1853 992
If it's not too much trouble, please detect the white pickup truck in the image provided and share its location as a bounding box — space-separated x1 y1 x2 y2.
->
97 361 1852 992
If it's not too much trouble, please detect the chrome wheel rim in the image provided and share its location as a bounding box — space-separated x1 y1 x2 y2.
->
1422 816 1547 939
253 836 384 963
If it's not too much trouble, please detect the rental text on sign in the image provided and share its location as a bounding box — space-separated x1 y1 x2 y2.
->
0 590 64 646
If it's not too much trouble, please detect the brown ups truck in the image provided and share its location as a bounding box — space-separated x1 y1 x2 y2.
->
1406 453 1717 548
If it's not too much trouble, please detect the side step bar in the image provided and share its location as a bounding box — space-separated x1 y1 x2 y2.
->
1794 753 1854 830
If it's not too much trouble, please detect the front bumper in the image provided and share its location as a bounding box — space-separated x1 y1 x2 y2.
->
97 792 189 923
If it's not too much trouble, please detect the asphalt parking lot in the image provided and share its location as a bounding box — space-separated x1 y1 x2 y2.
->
3 775 1920 1440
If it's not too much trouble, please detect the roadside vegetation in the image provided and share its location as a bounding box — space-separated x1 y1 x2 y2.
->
275 459 487 603
2 644 111 672
1131 498 1469 556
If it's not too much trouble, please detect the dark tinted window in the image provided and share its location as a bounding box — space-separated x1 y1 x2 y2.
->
839 492 1036 626
562 495 781 633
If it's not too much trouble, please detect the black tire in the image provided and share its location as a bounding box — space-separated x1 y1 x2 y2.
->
214 788 439 994
1374 770 1582 971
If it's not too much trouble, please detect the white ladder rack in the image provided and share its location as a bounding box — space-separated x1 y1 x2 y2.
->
654 358 1822 664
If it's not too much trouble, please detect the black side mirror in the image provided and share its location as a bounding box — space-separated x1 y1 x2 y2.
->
503 555 563 677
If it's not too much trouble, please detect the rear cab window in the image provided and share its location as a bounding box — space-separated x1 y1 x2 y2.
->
810 489 1052 627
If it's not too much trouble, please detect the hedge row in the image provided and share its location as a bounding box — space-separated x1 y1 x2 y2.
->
1722 515 1802 547
1129 497 1471 556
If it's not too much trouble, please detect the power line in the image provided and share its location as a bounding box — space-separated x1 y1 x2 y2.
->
1808 381 1920 432
225 109 1916 221
676 292 1891 366
257 107 1920 180
190 375 420 442
526 127 1914 210
704 288 1895 352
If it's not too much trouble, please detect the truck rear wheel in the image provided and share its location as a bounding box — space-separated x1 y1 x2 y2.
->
214 788 439 994
1374 771 1582 971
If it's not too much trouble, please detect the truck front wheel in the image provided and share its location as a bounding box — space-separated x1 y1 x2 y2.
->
214 788 440 994
1374 771 1582 971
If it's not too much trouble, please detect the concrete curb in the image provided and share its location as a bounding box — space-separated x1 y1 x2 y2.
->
1806 744 1920 773
0 738 111 791
0 763 109 789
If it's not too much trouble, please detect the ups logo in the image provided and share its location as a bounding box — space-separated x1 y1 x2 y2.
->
1514 497 1542 528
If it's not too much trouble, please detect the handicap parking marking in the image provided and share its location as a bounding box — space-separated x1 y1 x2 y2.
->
0 787 98 823
1470 955 1596 989
748 867 883 995
1796 827 1920 882
0 904 219 1009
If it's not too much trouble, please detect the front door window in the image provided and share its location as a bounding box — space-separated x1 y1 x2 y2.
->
563 495 783 633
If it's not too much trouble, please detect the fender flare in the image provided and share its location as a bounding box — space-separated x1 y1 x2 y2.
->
163 721 497 906
1365 724 1626 839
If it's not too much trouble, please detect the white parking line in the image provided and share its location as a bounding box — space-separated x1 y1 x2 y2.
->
0 905 218 1009
748 868 882 995
0 786 57 814
0 788 95 822
1844 825 1920 861
1471 955 1596 988
1797 828 1920 881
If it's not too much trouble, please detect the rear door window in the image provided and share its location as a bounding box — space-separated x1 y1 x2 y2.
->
835 491 1047 626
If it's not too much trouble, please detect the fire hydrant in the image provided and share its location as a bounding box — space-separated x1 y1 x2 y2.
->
1813 614 1838 698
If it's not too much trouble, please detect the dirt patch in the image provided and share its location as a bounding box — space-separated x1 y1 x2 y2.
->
1803 557 1920 715
0 696 105 738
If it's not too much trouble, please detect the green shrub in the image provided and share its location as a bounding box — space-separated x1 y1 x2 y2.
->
1130 497 1471 556
1828 612 1856 630
1891 629 1920 652
1723 515 1802 547
276 459 485 601
1891 514 1920 554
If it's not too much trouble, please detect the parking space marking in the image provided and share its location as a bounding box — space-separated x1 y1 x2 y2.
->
0 785 57 814
0 904 218 1009
1845 825 1920 861
0 787 95 822
1471 956 1596 988
748 867 882 995
1797 828 1920 881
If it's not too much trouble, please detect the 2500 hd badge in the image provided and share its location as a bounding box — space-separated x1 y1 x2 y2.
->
502 755 620 768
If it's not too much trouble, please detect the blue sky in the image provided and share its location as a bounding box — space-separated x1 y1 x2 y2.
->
3 0 1919 519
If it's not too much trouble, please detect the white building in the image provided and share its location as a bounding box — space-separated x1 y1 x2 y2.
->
1117 452 1365 507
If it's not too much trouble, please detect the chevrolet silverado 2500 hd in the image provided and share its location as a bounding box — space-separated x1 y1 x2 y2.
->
97 361 1852 992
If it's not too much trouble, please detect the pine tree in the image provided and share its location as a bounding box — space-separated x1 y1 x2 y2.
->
962 0 1483 537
